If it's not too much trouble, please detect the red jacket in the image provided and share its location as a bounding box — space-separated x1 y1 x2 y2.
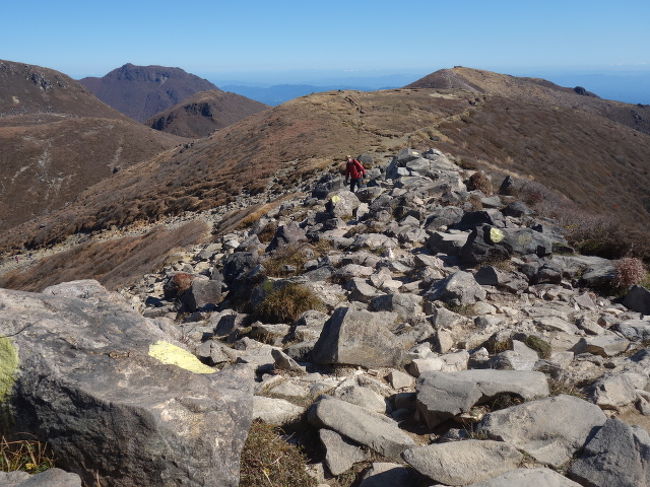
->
345 159 366 179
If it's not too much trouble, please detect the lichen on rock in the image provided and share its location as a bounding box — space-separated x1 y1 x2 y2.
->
0 336 19 402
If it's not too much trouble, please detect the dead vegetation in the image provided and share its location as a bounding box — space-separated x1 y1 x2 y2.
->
0 435 54 474
256 283 325 323
239 421 316 487
0 220 208 291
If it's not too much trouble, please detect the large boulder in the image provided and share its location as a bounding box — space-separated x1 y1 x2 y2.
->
477 395 607 467
402 440 522 485
325 190 360 218
425 271 487 307
416 370 549 428
568 418 650 487
308 396 415 459
466 468 582 486
0 287 255 487
266 221 307 252
623 285 650 315
312 306 403 368
461 225 554 265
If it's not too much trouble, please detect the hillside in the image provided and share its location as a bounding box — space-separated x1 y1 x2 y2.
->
407 67 650 135
80 63 218 122
1 67 649 257
0 59 127 119
0 60 185 230
147 89 268 138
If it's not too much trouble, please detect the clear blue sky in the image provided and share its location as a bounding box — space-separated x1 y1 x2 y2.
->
2 0 649 80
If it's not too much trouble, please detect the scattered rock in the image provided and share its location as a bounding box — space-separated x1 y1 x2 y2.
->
403 439 523 485
477 394 607 467
416 369 549 428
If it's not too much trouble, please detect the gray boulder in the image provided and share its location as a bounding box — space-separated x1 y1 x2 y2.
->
426 230 470 255
319 429 368 476
0 288 254 487
180 277 223 311
402 440 522 485
616 319 650 341
466 468 582 486
309 396 415 459
358 462 421 487
253 396 305 425
477 395 607 467
461 225 554 265
369 293 424 321
416 369 549 428
325 190 360 218
312 306 403 368
425 271 486 307
475 266 529 293
0 469 83 487
42 279 131 310
266 221 307 252
568 418 650 487
623 285 650 315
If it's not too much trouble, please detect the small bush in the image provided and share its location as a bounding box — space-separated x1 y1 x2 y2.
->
257 283 324 323
263 244 313 277
239 421 316 487
467 171 493 195
548 378 586 399
0 436 54 474
614 257 647 289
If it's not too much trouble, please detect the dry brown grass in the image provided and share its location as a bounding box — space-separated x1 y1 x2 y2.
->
256 283 324 323
0 435 54 474
0 220 208 291
239 421 316 487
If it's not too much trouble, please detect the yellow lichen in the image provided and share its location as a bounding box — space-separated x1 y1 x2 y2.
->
0 337 19 402
148 341 215 374
489 227 505 243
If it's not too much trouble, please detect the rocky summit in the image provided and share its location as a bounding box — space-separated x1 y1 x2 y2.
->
1 147 649 486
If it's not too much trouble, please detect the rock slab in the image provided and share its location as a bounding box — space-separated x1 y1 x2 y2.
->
0 287 254 487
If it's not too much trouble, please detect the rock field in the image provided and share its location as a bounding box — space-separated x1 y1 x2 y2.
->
1 148 649 486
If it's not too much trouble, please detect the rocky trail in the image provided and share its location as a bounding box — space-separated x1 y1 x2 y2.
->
1 148 649 487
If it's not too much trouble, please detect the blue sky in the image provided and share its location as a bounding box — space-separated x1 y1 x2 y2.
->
2 0 649 101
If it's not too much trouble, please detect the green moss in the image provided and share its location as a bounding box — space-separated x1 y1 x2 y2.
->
0 337 19 403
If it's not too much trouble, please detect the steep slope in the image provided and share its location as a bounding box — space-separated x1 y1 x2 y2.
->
408 67 650 135
0 59 129 119
147 89 268 138
2 69 649 254
80 64 217 122
0 60 185 230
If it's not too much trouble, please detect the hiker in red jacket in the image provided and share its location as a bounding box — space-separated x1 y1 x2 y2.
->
344 155 366 193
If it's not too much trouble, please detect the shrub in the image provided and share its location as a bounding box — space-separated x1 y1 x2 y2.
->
257 283 324 323
262 244 314 278
614 257 647 289
467 171 493 195
0 436 54 474
239 421 316 487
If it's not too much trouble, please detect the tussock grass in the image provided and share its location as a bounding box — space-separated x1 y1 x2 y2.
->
239 421 316 487
257 283 324 324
